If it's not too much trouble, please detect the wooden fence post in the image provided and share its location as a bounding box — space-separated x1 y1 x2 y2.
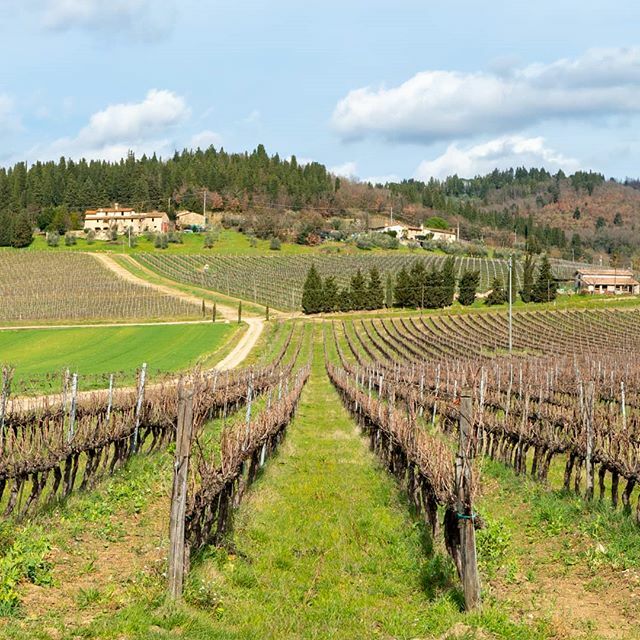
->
106 374 114 423
456 390 481 610
212 302 217 323
238 301 242 324
0 366 14 454
132 363 147 453
584 381 595 501
68 373 78 442
168 384 195 600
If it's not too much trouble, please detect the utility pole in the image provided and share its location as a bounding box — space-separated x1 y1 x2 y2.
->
508 255 513 355
203 190 207 228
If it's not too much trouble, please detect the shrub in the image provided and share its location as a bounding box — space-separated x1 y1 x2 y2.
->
46 231 60 247
167 231 183 244
154 233 168 249
203 232 218 249
269 236 281 250
64 232 77 246
108 227 118 242
86 230 96 244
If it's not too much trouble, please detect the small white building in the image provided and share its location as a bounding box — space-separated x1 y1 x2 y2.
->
575 268 640 295
84 204 170 239
371 223 457 243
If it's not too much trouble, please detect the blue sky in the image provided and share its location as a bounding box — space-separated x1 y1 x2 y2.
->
1 0 640 181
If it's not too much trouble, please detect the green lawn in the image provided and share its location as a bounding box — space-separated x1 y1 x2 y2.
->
0 322 240 393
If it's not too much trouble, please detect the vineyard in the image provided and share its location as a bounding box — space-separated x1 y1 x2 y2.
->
327 308 640 522
2 304 640 638
0 252 202 323
133 253 584 311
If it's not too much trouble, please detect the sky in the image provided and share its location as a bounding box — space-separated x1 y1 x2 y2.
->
1 0 640 182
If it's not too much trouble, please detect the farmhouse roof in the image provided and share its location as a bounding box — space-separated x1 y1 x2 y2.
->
580 274 639 286
85 206 135 214
575 267 634 276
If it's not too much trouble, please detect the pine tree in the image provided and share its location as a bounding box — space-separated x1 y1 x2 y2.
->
485 277 507 306
11 212 33 248
367 267 384 310
301 264 323 314
519 253 536 303
458 270 480 305
350 269 367 310
532 254 557 302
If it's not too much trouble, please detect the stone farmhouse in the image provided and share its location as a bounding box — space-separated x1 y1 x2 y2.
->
575 268 640 295
84 204 170 239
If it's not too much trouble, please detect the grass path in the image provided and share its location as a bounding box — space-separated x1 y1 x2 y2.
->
178 339 539 640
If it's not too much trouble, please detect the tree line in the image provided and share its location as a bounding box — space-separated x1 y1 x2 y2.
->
301 253 557 314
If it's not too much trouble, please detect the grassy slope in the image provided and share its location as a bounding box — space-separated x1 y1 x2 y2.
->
0 323 240 392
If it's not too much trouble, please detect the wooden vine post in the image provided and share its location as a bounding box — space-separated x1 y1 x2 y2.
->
584 381 595 501
212 302 217 323
456 390 481 610
132 363 147 453
168 384 195 600
0 366 14 454
238 300 242 324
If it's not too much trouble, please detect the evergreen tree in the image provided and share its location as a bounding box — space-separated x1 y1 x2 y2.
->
531 254 557 302
458 270 480 306
350 269 368 310
0 210 13 246
519 253 536 303
440 257 456 307
424 266 443 309
11 212 33 248
366 267 384 310
409 259 427 307
321 276 338 312
394 266 412 308
337 287 352 312
384 272 394 308
485 277 507 306
301 264 323 314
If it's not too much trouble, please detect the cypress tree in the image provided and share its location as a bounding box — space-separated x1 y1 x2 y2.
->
532 254 557 302
337 287 352 312
485 277 507 306
367 267 384 310
441 257 456 307
458 270 480 306
301 264 323 314
384 273 394 308
409 259 426 307
321 276 338 312
519 253 536 303
350 269 367 310
11 212 33 248
424 266 443 309
394 266 411 308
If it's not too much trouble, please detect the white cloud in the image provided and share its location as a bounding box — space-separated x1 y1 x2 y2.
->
41 0 174 39
190 130 222 149
0 94 20 133
415 136 579 180
243 109 261 125
332 47 640 144
25 89 190 162
363 174 401 185
329 161 358 178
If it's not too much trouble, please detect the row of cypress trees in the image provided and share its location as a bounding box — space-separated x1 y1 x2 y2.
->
0 211 34 248
301 258 482 314
485 254 557 305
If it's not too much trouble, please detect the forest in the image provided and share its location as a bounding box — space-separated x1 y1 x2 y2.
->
0 144 635 258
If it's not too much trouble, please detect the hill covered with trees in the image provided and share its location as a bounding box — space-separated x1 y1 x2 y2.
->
1 144 640 261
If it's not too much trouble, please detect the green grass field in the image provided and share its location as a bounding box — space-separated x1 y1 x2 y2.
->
0 322 240 393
